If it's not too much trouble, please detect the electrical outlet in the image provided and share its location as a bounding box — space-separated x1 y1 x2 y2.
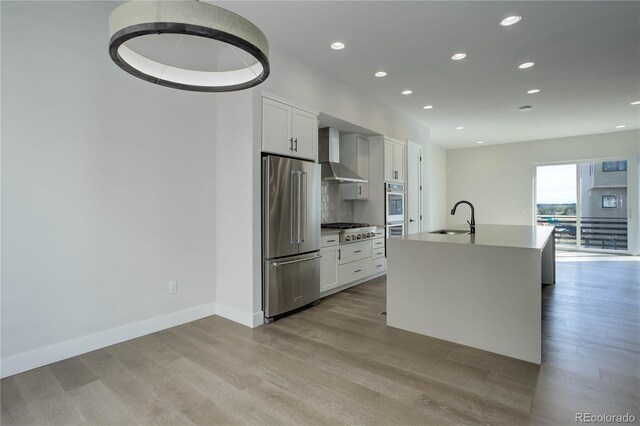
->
169 281 178 294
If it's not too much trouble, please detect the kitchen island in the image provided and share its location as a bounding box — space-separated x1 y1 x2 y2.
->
386 224 555 364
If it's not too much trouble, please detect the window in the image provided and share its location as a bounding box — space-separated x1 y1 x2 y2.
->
602 160 627 172
602 195 618 208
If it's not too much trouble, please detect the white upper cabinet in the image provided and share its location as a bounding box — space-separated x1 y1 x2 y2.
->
262 95 318 162
291 108 318 161
384 138 405 183
384 142 395 182
340 135 370 200
393 143 405 183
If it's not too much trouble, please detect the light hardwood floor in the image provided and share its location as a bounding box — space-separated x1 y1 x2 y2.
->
2 255 639 425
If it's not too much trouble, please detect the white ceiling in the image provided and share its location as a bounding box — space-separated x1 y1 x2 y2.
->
216 1 640 148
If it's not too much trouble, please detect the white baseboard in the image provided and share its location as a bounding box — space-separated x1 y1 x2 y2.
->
215 303 264 328
1 303 216 379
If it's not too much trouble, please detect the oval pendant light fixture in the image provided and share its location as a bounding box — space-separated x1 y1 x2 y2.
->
108 1 269 92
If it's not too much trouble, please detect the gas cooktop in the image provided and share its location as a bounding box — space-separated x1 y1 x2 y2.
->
322 223 381 243
321 222 371 230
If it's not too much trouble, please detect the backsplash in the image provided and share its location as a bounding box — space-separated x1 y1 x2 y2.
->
321 184 354 223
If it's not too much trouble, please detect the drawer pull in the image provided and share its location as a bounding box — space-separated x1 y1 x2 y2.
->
354 269 362 273
376 265 382 268
327 239 336 242
376 251 383 255
354 250 362 253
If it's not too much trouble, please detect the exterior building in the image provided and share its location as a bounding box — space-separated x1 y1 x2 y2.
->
580 160 627 219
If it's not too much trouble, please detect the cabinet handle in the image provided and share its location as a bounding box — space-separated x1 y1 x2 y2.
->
358 186 362 196
354 250 362 253
376 265 382 268
355 269 362 273
394 171 398 179
338 249 341 260
327 239 336 243
289 138 293 151
294 138 298 152
376 252 383 255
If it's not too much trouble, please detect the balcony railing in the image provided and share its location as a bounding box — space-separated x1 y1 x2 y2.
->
536 215 628 251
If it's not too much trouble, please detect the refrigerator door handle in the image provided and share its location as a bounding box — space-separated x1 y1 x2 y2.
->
290 170 298 244
300 171 307 243
296 171 302 243
272 254 321 267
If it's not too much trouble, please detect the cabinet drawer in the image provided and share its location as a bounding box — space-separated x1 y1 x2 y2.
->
339 258 372 286
372 257 387 273
371 247 386 260
339 241 371 264
371 238 385 250
321 234 340 247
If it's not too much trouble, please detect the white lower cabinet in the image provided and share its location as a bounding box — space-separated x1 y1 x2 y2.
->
339 258 372 286
371 247 386 260
371 257 387 273
339 240 371 264
320 235 387 296
320 245 340 293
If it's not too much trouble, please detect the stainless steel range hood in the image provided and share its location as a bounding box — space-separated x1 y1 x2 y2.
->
319 127 367 183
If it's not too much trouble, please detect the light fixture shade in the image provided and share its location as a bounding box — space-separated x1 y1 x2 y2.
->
108 1 270 92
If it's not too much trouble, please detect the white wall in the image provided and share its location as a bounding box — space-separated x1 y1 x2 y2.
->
424 142 447 231
446 131 640 254
1 1 217 376
213 89 263 327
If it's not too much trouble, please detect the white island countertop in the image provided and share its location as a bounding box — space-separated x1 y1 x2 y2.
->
387 223 556 364
404 224 555 250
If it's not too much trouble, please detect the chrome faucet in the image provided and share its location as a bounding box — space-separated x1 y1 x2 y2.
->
451 200 475 234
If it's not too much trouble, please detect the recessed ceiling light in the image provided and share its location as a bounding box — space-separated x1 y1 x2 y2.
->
616 125 626 129
477 141 484 144
527 89 541 94
423 105 434 110
401 90 413 95
451 53 467 60
456 126 464 130
374 71 387 77
519 105 533 112
631 101 640 105
518 61 535 69
500 16 522 26
331 42 345 50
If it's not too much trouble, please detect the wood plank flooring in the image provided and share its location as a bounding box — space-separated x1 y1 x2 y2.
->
2 255 639 425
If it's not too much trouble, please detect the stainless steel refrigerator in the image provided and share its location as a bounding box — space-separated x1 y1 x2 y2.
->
262 155 321 322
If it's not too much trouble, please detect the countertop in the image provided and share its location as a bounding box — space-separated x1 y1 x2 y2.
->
401 224 555 250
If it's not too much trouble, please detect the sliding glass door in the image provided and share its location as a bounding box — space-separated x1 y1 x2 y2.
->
536 159 629 253
536 164 578 249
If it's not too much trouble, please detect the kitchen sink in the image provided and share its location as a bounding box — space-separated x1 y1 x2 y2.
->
430 229 470 235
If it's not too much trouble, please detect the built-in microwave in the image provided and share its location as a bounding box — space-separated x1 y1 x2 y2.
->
385 182 405 223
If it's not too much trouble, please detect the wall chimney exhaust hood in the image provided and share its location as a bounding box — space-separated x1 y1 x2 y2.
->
319 127 367 183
